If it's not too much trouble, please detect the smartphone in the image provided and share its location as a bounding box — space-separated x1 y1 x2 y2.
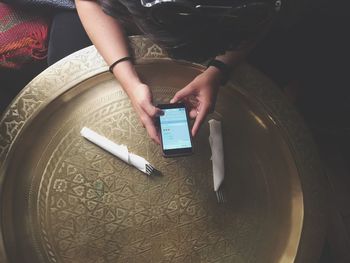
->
157 103 193 157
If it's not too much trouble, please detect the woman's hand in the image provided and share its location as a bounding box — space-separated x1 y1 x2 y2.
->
127 83 163 144
170 66 223 136
76 0 163 143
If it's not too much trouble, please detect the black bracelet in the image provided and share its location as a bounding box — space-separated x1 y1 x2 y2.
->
109 56 133 73
207 59 230 85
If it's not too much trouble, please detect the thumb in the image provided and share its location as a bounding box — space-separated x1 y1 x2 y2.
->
170 85 194 103
141 102 163 118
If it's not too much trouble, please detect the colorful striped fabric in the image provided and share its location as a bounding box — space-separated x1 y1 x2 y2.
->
0 3 49 69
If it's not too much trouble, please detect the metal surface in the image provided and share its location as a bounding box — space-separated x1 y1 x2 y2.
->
0 36 326 262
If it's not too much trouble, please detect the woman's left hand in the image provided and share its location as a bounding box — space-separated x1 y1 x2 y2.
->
170 66 224 136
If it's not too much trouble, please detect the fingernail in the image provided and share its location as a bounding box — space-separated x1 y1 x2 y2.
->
170 99 174 103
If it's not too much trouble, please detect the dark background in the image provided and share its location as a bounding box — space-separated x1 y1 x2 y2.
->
250 1 349 131
248 3 350 261
1 1 349 261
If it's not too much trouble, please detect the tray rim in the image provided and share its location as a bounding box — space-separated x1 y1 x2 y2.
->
0 36 327 263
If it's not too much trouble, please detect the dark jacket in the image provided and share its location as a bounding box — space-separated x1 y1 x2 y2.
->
98 0 277 61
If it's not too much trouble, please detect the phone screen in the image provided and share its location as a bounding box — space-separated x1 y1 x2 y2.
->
158 104 193 156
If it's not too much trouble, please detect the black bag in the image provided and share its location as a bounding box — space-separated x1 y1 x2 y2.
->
2 0 75 9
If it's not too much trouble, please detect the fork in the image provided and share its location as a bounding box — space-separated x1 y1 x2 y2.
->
215 187 225 204
145 163 156 176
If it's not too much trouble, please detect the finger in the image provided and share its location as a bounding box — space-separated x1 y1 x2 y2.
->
141 101 163 118
170 84 194 103
182 97 198 114
143 117 161 144
189 108 198 119
191 104 210 137
146 124 160 144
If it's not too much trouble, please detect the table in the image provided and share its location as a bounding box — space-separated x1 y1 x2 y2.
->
0 36 327 263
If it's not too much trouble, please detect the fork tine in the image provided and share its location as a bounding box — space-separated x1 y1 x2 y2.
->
216 191 220 203
216 190 220 203
221 190 225 203
145 163 155 176
216 188 225 204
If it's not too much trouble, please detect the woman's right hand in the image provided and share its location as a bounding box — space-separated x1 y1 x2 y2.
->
126 83 163 144
76 1 162 143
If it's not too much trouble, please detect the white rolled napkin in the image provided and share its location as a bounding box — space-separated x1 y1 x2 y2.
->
208 119 225 192
80 127 154 175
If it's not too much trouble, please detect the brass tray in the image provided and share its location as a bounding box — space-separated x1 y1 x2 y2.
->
0 36 327 263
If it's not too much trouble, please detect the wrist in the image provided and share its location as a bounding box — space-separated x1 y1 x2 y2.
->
122 79 144 95
109 56 133 73
207 59 230 85
205 66 224 86
111 62 142 91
